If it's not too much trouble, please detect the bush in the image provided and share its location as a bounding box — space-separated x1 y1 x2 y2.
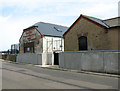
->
2 54 8 60
2 54 17 62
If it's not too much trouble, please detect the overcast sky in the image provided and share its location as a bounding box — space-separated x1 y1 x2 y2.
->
0 0 119 51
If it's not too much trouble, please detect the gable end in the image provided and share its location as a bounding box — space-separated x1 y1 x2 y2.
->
63 15 107 38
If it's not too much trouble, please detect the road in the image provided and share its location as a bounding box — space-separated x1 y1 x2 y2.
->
1 59 119 90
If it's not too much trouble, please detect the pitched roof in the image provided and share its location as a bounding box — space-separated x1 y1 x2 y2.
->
63 14 120 37
83 15 120 28
82 15 109 28
24 22 68 37
103 17 120 27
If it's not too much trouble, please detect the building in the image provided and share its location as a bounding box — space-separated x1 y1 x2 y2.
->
11 44 19 54
19 22 68 65
63 14 120 51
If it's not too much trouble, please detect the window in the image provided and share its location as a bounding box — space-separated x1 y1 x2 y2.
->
27 47 30 52
24 42 34 53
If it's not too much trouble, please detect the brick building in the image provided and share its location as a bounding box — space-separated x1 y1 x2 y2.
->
63 14 120 51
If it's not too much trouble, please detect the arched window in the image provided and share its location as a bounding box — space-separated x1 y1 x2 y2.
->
78 36 87 50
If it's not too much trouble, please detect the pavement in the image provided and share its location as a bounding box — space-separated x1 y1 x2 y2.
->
35 65 120 78
1 59 120 78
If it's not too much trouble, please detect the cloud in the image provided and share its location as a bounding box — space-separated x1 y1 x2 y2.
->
0 0 119 51
0 0 118 17
0 16 10 22
80 3 118 19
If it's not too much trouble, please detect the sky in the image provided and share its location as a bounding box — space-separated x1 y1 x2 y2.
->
0 0 119 51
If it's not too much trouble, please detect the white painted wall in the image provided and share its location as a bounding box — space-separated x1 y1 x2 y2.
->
42 36 64 53
42 36 64 65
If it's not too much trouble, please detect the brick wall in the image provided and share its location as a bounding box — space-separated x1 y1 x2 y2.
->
64 18 119 51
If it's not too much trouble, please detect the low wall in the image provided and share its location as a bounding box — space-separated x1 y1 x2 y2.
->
0 53 2 59
59 51 120 74
17 53 42 65
2 54 17 61
2 54 7 60
17 53 53 65
6 54 17 62
42 53 52 65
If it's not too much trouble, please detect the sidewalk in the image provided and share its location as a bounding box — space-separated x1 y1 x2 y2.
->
1 59 120 78
35 65 120 78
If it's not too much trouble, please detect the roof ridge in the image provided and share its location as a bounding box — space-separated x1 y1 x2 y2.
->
82 14 102 20
103 17 120 21
35 21 68 28
81 14 109 28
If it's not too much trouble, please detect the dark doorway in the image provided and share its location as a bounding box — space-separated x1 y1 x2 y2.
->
78 36 87 50
54 52 59 65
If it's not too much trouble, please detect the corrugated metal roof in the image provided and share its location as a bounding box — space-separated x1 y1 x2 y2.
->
26 22 68 37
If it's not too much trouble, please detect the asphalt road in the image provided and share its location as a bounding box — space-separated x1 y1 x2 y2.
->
1 59 119 90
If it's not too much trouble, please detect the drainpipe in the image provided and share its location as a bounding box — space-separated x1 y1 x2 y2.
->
61 38 62 51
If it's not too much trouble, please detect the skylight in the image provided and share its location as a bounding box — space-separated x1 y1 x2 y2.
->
54 27 62 32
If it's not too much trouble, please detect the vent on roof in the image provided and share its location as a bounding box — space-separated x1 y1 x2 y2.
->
54 27 62 32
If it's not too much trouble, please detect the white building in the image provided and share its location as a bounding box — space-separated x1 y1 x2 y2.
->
18 22 68 65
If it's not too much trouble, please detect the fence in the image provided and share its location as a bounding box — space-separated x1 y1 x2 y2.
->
59 50 120 74
17 53 42 65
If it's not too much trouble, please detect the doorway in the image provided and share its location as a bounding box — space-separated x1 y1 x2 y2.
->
78 36 87 50
54 52 59 65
